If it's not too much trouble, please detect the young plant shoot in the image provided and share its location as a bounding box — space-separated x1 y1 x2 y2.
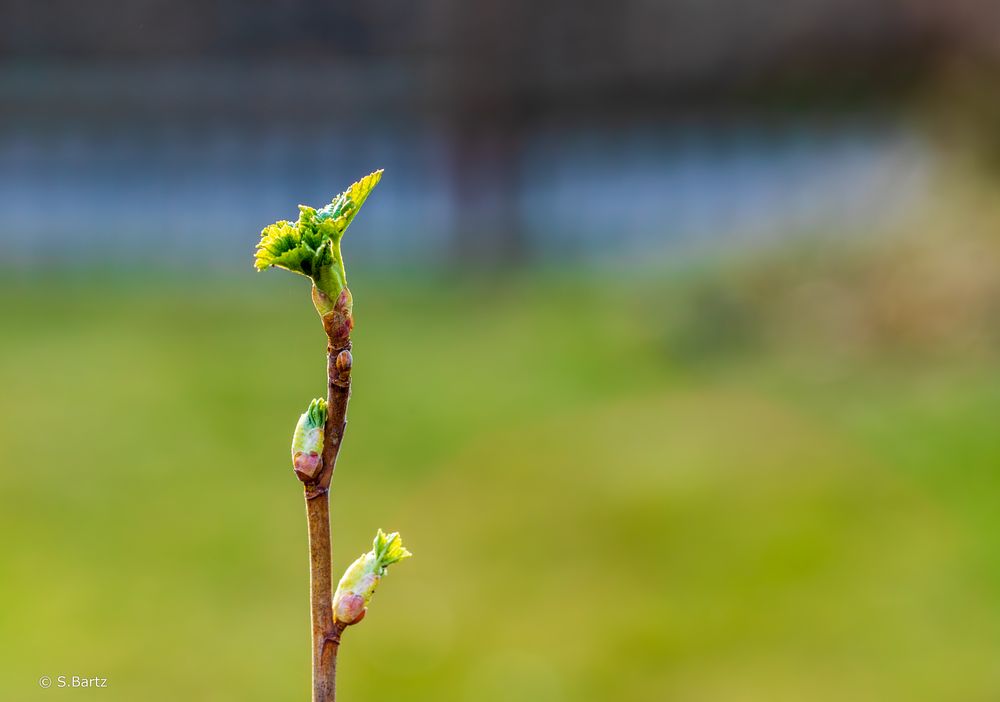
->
254 170 410 702
333 529 412 625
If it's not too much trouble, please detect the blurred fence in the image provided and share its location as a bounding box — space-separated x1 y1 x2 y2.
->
0 61 930 269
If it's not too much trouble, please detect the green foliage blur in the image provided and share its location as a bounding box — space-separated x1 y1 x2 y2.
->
2 178 1000 701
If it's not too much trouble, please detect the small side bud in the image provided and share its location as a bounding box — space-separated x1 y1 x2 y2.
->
335 350 352 382
333 529 411 625
336 349 352 374
292 398 327 482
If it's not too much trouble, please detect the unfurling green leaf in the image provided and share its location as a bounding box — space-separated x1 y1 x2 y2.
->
372 528 411 567
316 169 383 237
253 169 383 309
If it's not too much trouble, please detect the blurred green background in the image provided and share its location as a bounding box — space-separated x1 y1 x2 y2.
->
4 1 1000 700
3 186 1000 700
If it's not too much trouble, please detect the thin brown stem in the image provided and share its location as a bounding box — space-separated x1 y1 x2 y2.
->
305 493 337 702
301 320 352 702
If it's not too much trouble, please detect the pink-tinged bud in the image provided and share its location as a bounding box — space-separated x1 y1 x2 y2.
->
333 530 411 625
292 451 322 481
334 593 366 624
291 399 326 483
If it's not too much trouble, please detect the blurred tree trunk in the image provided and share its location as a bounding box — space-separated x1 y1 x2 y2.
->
450 116 526 264
445 0 531 265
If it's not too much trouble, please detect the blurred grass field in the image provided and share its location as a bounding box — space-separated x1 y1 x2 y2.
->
2 241 1000 700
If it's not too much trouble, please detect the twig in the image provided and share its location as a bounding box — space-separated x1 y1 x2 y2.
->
302 307 353 702
255 170 409 702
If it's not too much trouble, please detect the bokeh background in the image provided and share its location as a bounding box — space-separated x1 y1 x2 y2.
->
3 1 1000 700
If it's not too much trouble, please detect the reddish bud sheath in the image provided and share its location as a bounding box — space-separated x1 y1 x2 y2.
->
334 594 366 624
293 451 323 481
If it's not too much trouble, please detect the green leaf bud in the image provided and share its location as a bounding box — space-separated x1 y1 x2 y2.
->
333 529 411 625
291 398 327 482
